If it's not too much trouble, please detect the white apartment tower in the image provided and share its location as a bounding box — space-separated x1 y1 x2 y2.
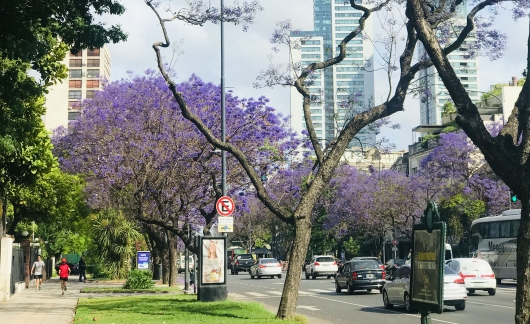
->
418 2 480 125
43 46 111 132
290 0 375 152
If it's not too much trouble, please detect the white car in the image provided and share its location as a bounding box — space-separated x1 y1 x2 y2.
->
446 258 497 295
250 258 282 279
305 255 338 279
382 265 467 312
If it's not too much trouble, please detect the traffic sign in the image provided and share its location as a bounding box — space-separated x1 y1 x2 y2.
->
392 239 397 246
216 196 234 216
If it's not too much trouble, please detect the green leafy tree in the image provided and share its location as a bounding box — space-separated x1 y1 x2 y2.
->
89 209 141 279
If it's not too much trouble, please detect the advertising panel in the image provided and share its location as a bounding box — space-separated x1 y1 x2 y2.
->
137 251 150 270
201 238 225 284
412 229 442 305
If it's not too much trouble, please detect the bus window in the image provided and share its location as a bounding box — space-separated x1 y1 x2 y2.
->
480 223 489 238
511 220 520 237
489 222 499 239
500 221 511 238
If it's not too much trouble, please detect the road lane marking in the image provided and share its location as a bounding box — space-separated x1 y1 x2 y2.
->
298 291 314 295
466 301 514 309
246 292 269 297
268 291 284 295
297 305 320 311
308 289 334 293
228 293 246 298
273 283 284 285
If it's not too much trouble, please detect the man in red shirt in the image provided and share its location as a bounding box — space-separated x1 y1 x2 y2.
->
58 258 71 295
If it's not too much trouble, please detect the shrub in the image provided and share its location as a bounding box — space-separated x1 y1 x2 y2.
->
123 269 154 289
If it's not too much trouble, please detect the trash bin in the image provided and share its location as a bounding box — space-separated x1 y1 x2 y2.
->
152 264 162 280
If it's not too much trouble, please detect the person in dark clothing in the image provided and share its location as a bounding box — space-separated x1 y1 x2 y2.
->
78 256 87 282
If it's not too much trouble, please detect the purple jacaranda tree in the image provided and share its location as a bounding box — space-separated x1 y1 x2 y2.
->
53 72 297 284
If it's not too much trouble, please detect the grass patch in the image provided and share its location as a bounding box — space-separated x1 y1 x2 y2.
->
81 286 181 294
75 294 305 324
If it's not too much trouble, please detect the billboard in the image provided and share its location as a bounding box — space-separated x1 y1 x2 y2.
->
137 251 150 270
201 238 225 284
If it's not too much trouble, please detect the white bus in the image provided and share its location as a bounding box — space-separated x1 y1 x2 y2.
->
470 209 519 283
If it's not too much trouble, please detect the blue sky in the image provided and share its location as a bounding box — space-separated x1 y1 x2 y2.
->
100 0 527 151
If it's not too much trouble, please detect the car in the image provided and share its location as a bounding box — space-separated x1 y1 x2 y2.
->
250 258 282 279
231 254 255 274
305 256 338 279
335 259 386 294
382 265 467 312
446 258 497 295
352 257 384 270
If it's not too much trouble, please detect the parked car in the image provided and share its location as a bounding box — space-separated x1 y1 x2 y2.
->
382 265 467 312
446 258 497 295
335 259 386 294
305 255 338 279
55 262 79 276
250 258 282 279
352 257 385 270
231 254 254 275
177 255 195 273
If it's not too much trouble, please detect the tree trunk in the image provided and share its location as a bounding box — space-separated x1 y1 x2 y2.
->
277 219 312 319
167 231 177 287
0 196 6 237
516 198 530 324
161 243 170 284
7 204 21 235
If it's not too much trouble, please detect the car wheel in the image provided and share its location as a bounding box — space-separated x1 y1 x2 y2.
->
488 289 496 296
335 281 342 293
235 271 239 275
379 288 383 294
404 293 413 313
367 289 372 292
455 302 466 311
278 274 282 279
383 290 393 309
496 278 502 285
347 282 355 295
231 270 234 275
311 272 317 280
305 272 310 279
468 289 475 294
258 274 262 279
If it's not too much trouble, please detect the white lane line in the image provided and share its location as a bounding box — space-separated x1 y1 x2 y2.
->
466 301 514 309
308 289 334 293
228 293 247 298
303 294 461 324
273 283 284 285
246 292 269 297
298 291 314 295
268 291 284 295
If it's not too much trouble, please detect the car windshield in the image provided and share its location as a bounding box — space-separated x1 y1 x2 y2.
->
261 259 278 264
316 257 335 262
460 260 490 272
351 261 379 270
237 254 253 259
444 265 456 274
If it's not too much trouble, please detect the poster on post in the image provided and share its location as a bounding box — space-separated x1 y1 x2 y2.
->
412 229 442 305
137 251 150 270
201 238 225 284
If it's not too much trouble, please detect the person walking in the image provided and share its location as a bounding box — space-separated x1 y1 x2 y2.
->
31 255 46 291
78 256 87 283
58 258 71 295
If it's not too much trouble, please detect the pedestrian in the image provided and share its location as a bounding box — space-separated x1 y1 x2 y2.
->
58 258 71 295
31 255 46 292
78 256 87 283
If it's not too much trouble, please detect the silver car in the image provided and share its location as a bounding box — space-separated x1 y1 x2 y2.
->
250 258 282 279
382 265 467 312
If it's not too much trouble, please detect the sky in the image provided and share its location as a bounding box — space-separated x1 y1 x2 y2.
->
99 0 528 151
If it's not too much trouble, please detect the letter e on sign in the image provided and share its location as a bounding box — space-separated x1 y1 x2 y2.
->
216 196 235 216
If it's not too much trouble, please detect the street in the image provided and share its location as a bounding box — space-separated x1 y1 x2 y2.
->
226 271 516 324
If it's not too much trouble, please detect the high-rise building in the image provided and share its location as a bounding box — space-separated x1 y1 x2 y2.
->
290 0 375 155
43 46 111 132
418 3 480 126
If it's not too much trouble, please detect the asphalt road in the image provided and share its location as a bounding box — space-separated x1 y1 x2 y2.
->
226 270 517 324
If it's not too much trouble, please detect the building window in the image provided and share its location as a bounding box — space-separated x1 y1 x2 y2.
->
69 59 82 67
86 69 100 78
86 80 100 88
69 80 82 88
70 51 82 57
87 48 100 56
86 90 97 99
68 111 81 121
68 101 81 110
87 59 100 67
68 90 82 100
69 69 82 78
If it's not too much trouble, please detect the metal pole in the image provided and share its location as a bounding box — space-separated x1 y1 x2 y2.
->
185 225 189 291
221 0 228 241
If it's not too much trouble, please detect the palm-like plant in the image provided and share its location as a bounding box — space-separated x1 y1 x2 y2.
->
89 209 141 279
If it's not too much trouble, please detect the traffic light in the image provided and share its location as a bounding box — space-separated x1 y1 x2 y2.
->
510 190 518 203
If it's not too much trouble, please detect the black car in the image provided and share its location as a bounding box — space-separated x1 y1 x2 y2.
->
55 262 79 276
335 259 386 294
